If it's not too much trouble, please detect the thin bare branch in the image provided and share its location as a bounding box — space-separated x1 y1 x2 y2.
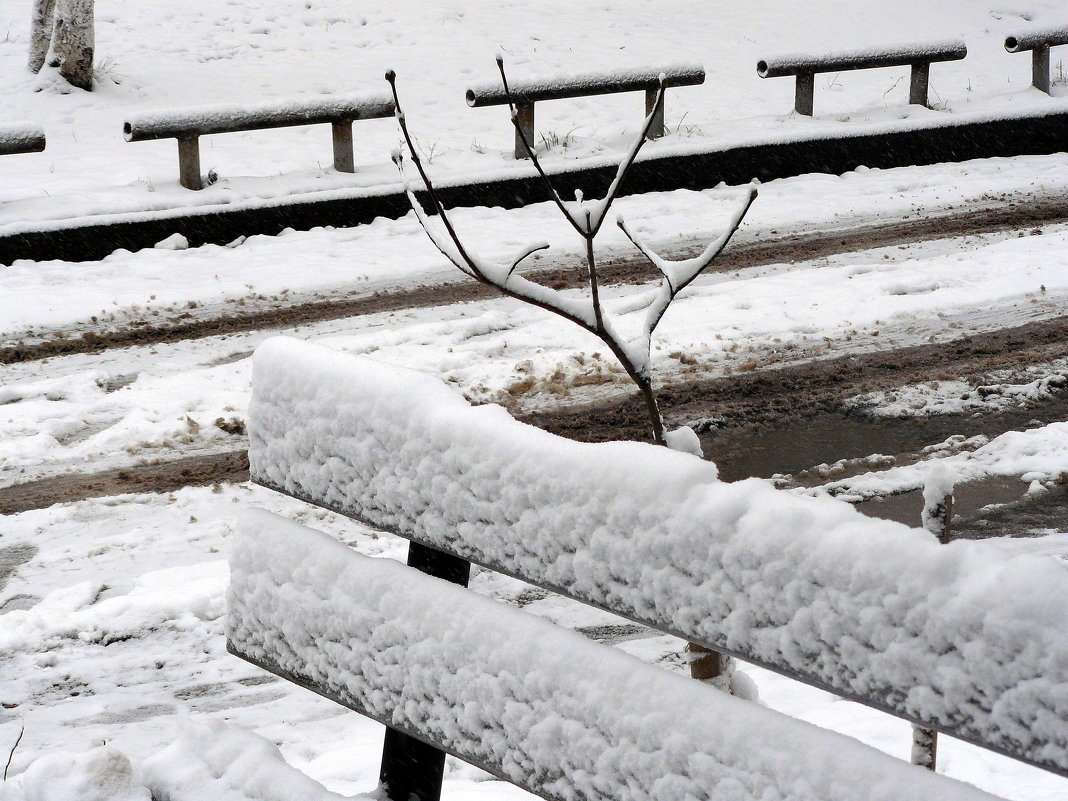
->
586 76 667 235
3 723 24 781
506 241 550 280
386 70 482 273
621 183 758 345
496 55 590 238
617 218 676 293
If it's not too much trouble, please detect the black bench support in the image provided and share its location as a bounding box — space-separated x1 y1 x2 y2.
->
378 541 471 801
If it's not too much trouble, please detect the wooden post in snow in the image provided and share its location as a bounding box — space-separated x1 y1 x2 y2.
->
912 465 956 770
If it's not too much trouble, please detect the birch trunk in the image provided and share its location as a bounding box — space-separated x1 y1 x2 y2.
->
27 0 56 74
53 0 94 91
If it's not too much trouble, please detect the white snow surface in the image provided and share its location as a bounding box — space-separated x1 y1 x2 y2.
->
249 336 1068 772
2 0 1068 224
229 509 1001 801
821 420 1068 500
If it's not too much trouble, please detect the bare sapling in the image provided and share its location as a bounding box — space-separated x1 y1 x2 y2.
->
385 57 756 448
387 59 756 689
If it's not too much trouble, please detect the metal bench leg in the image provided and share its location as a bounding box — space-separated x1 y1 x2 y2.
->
909 62 930 107
1032 46 1051 94
379 542 471 801
645 87 665 139
794 72 814 116
177 135 202 190
514 102 535 159
332 120 355 173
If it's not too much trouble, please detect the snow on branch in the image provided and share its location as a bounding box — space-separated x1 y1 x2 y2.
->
386 60 756 448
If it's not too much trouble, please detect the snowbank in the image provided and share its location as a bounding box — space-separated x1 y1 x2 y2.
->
0 720 361 801
229 509 1001 801
248 336 1068 773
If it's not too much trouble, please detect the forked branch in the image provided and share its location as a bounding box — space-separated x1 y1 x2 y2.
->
386 63 756 448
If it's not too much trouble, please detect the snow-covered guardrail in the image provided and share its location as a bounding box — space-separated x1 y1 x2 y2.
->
229 510 1003 801
245 336 1068 785
465 63 704 158
1005 25 1068 94
756 39 967 115
0 122 46 156
123 93 396 190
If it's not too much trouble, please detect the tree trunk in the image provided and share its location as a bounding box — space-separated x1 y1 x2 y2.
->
53 0 94 91
27 0 56 74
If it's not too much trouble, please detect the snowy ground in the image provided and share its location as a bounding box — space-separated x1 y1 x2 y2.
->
1 0 1068 226
4 0 1068 799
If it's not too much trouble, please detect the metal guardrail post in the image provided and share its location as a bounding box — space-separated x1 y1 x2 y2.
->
177 135 202 191
332 120 355 172
795 72 815 116
645 87 665 139
467 64 704 159
124 93 394 189
909 62 931 106
758 40 966 116
514 102 535 160
1005 27 1068 95
1033 46 1051 94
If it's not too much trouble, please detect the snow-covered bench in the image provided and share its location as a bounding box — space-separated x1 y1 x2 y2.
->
123 93 396 190
1005 25 1068 94
229 509 1001 801
756 40 967 115
465 64 704 159
238 336 1068 798
0 123 46 157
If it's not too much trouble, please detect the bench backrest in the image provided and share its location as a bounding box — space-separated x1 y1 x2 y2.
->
229 509 1002 801
248 336 1068 778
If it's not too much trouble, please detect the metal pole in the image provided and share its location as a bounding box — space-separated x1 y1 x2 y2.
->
378 542 471 801
794 72 814 116
1033 46 1051 94
514 102 535 160
177 135 202 190
331 120 355 173
909 62 930 107
645 87 665 139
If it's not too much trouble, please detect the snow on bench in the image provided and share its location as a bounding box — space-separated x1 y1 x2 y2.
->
123 92 396 190
1004 24 1068 94
756 39 967 115
465 63 705 158
248 336 1068 778
0 123 46 157
228 509 1001 801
